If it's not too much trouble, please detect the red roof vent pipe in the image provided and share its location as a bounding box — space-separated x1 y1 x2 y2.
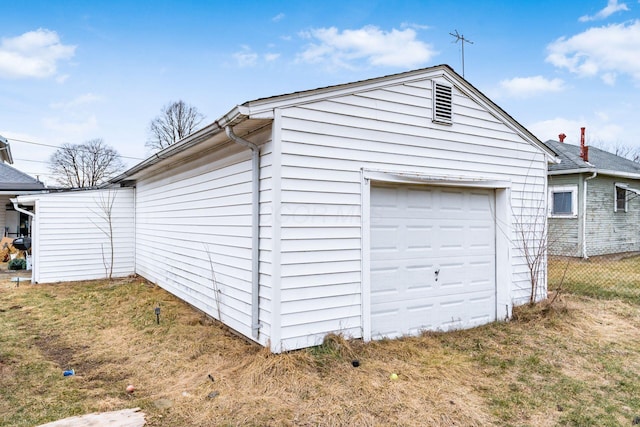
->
580 127 588 162
559 133 566 142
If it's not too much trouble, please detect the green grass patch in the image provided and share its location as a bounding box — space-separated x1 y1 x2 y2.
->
2 277 640 426
549 255 640 302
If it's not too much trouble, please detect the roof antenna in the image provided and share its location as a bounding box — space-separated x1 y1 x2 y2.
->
449 30 473 78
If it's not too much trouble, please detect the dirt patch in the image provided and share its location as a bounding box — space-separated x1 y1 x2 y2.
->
33 334 79 370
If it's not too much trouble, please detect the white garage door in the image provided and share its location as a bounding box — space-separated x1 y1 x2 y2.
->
370 184 496 339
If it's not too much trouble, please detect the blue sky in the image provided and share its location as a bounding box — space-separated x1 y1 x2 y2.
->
1 0 640 184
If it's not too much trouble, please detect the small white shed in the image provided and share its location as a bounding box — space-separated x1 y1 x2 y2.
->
22 65 556 352
16 188 135 283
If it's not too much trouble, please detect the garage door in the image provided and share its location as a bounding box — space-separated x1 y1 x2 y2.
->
370 184 496 339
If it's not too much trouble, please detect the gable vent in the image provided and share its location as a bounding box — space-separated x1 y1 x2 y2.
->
433 82 453 124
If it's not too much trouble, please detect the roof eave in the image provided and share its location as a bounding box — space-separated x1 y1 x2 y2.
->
548 168 640 180
441 68 557 160
0 135 13 164
112 105 251 183
243 64 557 161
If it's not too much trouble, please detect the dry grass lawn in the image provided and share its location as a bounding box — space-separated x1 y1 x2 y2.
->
1 275 640 426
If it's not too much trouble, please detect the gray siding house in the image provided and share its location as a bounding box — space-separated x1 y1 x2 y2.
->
545 138 640 258
0 135 46 237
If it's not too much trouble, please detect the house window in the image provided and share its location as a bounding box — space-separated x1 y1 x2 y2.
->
615 184 628 212
549 185 577 217
432 82 453 124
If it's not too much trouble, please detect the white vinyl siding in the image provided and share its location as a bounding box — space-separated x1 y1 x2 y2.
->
135 148 252 338
22 188 135 283
274 78 547 350
135 138 273 346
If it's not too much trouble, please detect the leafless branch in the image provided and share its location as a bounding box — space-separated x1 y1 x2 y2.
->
48 139 125 188
146 100 205 150
90 190 117 280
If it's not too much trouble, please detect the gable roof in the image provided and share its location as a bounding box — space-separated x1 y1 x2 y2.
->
241 64 554 157
543 139 640 179
115 64 556 182
0 162 45 191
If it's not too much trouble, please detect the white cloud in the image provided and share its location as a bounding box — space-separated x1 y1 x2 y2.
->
546 20 640 83
50 93 102 110
400 22 430 30
0 29 75 79
55 74 70 84
232 46 280 67
601 71 617 85
272 13 285 22
233 46 258 67
499 76 565 98
579 0 629 22
42 114 98 137
528 117 585 143
297 25 437 69
527 117 623 145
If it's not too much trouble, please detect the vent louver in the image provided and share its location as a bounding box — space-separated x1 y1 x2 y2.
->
433 83 453 124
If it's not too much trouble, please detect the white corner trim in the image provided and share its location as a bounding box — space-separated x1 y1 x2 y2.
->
360 171 372 342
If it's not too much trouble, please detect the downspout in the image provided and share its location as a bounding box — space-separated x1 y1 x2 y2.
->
10 198 35 282
225 126 261 339
582 172 597 259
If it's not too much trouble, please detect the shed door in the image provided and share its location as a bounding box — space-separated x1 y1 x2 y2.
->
370 184 496 339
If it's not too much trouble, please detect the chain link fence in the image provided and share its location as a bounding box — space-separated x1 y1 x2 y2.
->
548 246 640 303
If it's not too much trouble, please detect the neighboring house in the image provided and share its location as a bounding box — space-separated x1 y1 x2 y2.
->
545 135 640 258
0 135 46 237
17 65 556 352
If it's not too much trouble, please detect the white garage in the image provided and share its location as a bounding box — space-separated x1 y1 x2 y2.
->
369 183 497 338
23 65 556 352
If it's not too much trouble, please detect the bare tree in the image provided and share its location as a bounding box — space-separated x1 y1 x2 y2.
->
511 190 548 305
91 190 116 280
49 139 125 188
146 100 205 150
588 139 640 163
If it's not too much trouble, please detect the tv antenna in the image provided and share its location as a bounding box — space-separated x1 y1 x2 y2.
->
449 30 473 78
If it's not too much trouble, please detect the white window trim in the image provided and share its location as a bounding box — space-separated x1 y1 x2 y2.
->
549 185 578 218
614 183 628 213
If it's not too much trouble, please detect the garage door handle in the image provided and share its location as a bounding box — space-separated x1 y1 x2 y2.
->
434 268 440 281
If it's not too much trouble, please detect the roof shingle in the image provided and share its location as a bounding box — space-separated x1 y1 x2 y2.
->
0 163 45 191
544 139 640 175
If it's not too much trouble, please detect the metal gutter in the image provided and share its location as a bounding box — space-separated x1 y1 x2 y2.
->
549 168 640 180
111 105 250 183
225 126 261 339
10 198 34 219
10 198 35 282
